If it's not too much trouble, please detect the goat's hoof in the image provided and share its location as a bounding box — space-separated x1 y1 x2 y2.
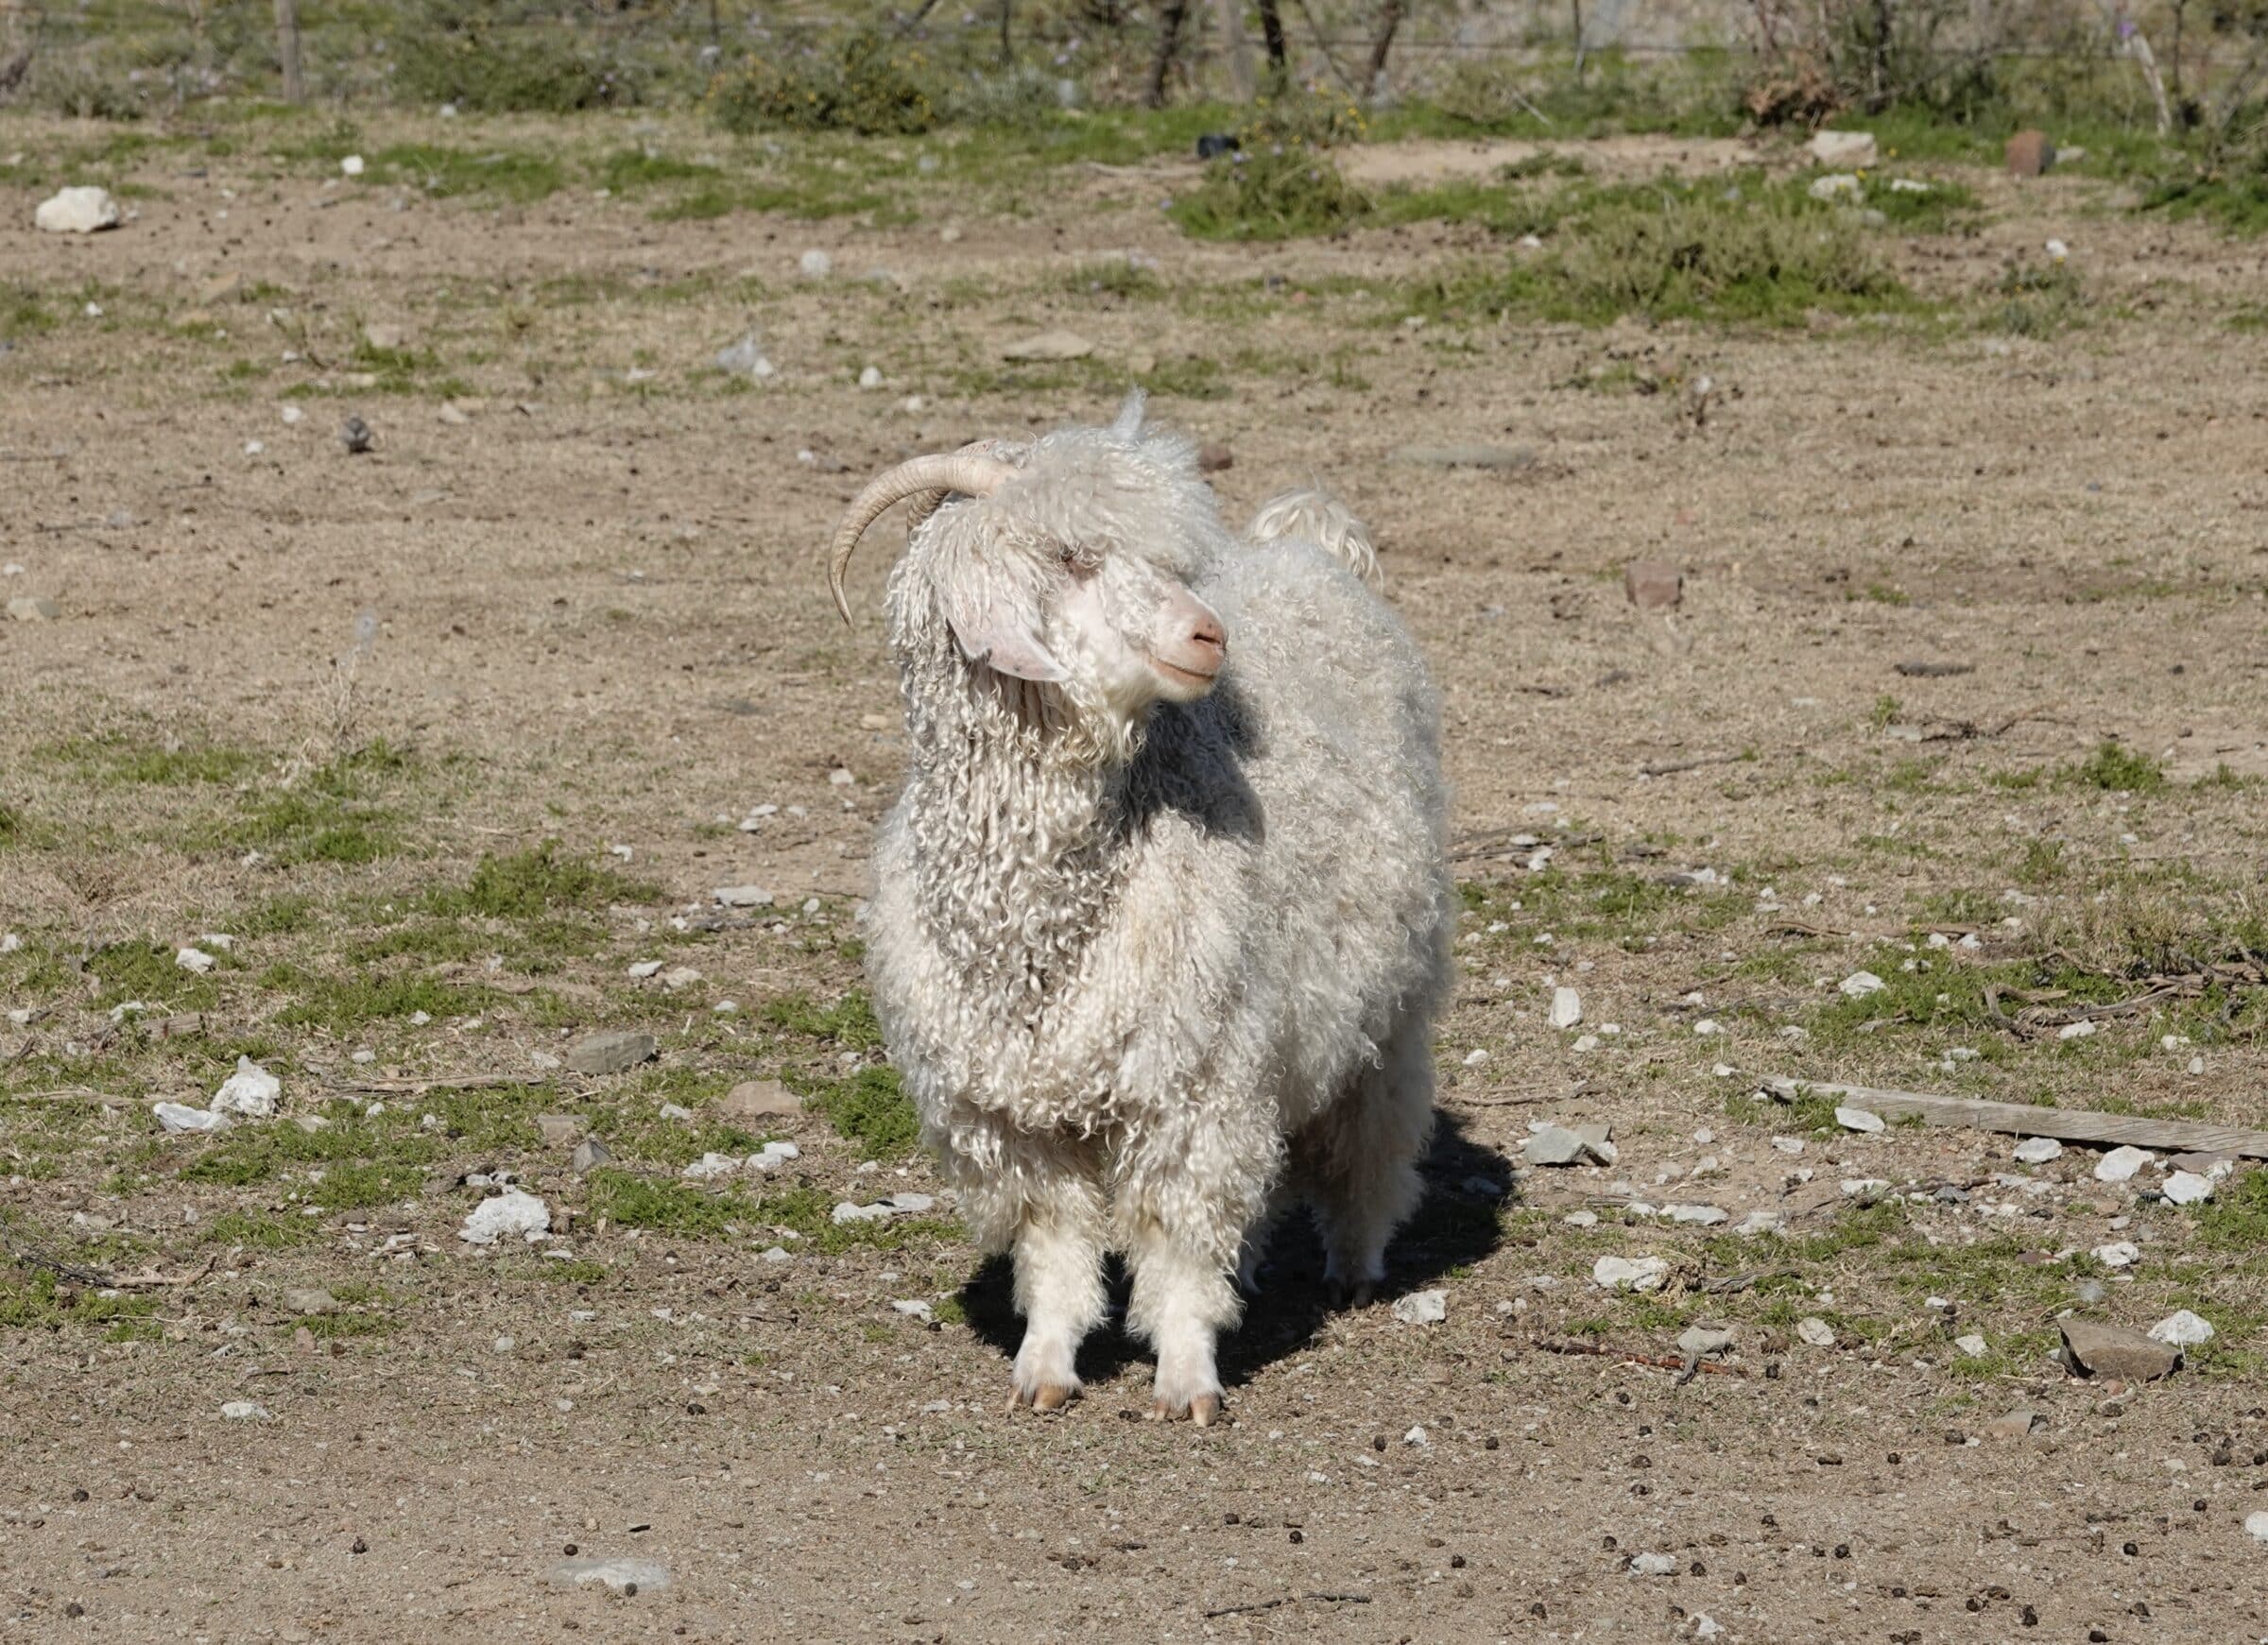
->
1327 1278 1377 1311
1148 1392 1227 1425
1030 1382 1077 1414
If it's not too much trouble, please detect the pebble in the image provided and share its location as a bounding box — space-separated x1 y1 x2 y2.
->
1001 328 1094 362
7 595 60 622
571 1138 613 1174
153 1100 228 1133
857 365 883 389
1623 560 1682 610
1731 1209 1785 1237
2244 1512 2268 1543
2058 1019 2098 1040
2161 1170 2214 1205
1524 1122 1615 1167
1391 443 1536 471
340 154 365 176
1835 1105 1885 1134
1770 1135 1805 1156
713 333 776 379
2149 1310 2213 1347
211 1056 280 1119
2095 1145 2154 1183
339 416 372 454
1795 1316 1836 1346
2014 1136 2063 1164
1548 986 1582 1030
281 1286 337 1315
34 185 122 233
1593 1256 1669 1293
2092 1241 2139 1269
458 1189 551 1245
551 1556 671 1594
219 1400 271 1422
714 884 774 908
1628 1552 1680 1577
681 1152 742 1181
799 249 832 277
176 946 216 974
1663 1204 1727 1225
2060 1318 2180 1381
1676 1325 1734 1359
831 1192 936 1225
721 1079 802 1122
1984 1407 2043 1439
1954 1333 1988 1358
1392 1289 1448 1325
1839 971 1885 997
892 1299 934 1322
1806 129 1879 166
563 1032 657 1076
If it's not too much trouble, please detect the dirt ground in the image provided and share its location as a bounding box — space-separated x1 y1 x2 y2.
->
4 111 2268 1644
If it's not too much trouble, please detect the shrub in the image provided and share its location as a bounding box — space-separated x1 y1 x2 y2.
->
391 2 642 113
1170 146 1371 241
710 32 936 136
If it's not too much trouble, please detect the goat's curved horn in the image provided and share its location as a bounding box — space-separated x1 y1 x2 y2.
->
827 451 1018 625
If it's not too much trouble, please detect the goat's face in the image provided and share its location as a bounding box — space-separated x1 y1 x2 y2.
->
829 398 1232 755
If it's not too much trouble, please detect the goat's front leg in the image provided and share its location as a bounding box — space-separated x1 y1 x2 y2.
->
1125 1224 1239 1424
1007 1170 1109 1413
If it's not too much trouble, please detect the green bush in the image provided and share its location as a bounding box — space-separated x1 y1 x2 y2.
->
1170 146 1372 241
710 32 936 137
391 2 643 113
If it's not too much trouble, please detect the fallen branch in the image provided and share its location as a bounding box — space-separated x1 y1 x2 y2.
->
1638 752 1746 778
1530 1337 1749 1378
321 1072 553 1095
1916 700 2062 744
108 1253 216 1291
1763 1076 2268 1159
1203 1591 1370 1619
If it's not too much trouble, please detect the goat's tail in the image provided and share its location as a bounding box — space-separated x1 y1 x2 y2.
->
1247 488 1379 587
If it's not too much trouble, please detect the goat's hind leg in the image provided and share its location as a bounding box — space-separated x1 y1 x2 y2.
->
1301 1026 1434 1310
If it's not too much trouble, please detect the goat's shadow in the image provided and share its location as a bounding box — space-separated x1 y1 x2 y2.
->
955 1108 1513 1395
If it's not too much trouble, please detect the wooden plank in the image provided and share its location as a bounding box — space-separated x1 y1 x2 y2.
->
1766 1078 2268 1160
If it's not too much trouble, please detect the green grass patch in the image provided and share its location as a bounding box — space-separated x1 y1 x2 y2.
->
796 1065 919 1161
202 1210 319 1250
0 1266 161 1332
222 742 409 865
2061 740 2166 794
427 839 660 919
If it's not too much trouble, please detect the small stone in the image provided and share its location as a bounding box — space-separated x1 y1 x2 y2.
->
1629 1551 1680 1577
2149 1310 2213 1347
219 1400 271 1421
339 416 373 454
2095 1145 2154 1183
2005 129 2055 178
340 154 365 177
1676 1326 1734 1359
1984 1407 2043 1439
1835 1105 1885 1134
535 1114 582 1147
1622 561 1682 610
1664 1204 1727 1225
551 1556 670 1595
1391 443 1535 471
34 186 122 234
2058 1019 2098 1040
831 1192 936 1225
2244 1511 2268 1543
892 1299 934 1323
1954 1333 1988 1359
571 1138 613 1174
2014 1136 2063 1164
720 1079 802 1122
281 1287 337 1315
153 1101 227 1134
713 334 775 379
211 1056 280 1119
1593 1256 1669 1293
1806 172 1864 201
175 946 216 975
1796 1316 1836 1347
363 321 405 351
857 365 883 389
1805 129 1879 168
1392 1289 1448 1325
2060 1318 2179 1381
1839 971 1885 997
1524 1122 1614 1167
458 1189 550 1246
563 1032 656 1076
1731 1209 1785 1237
1548 986 1582 1030
713 884 774 908
681 1151 742 1181
2161 1170 2214 1206
1002 329 1094 362
799 249 833 277
7 595 60 622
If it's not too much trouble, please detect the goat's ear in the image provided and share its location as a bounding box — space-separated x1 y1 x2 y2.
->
946 601 1069 684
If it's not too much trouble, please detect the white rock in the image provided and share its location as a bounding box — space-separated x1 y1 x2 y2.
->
759 1245 791 1263
1392 1288 1448 1325
2095 1145 2154 1183
891 1299 934 1322
1592 1256 1669 1293
2246 1511 2268 1542
1887 178 1931 193
831 1192 936 1225
1835 1105 1885 1134
1563 1209 1599 1228
2058 1020 2097 1040
551 1556 671 1594
1692 1019 1723 1036
713 334 775 379
153 1100 228 1133
0 933 17 952
35 186 122 234
1807 172 1863 201
2149 1309 2214 1347
750 1140 800 1171
857 366 883 389
1770 1135 1805 1156
2014 1137 2063 1164
1549 986 1582 1029
681 1152 741 1181
1805 129 1879 167
713 884 774 908
459 1189 551 1245
219 1400 271 1421
1839 971 1885 997
1629 1551 1680 1576
627 959 664 978
1795 1316 1836 1346
1572 1034 1599 1052
340 155 365 177
1840 1177 1892 1199
2162 1170 2214 1206
1402 1423 1429 1447
1676 1325 1734 1359
799 249 833 277
1664 1204 1727 1225
211 1056 280 1119
1732 1209 1785 1237
1954 1333 1988 1359
175 946 216 974
2092 1241 2139 1269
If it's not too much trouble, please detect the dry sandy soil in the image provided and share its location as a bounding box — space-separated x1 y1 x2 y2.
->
3 111 2268 1643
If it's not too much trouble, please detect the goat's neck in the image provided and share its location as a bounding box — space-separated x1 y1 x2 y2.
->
901 678 1132 1000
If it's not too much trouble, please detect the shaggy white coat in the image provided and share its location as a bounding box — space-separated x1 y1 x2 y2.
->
860 398 1452 1415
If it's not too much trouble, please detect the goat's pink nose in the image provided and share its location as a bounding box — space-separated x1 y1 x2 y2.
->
1187 611 1226 660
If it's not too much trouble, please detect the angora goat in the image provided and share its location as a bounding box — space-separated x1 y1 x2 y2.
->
829 395 1452 1423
